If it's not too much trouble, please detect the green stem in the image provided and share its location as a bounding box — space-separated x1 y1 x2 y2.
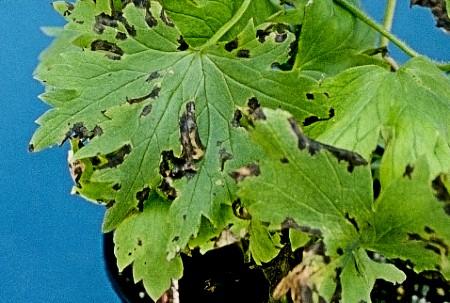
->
200 0 251 49
381 0 397 48
333 0 420 57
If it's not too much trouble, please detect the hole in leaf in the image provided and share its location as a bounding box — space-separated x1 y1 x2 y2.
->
94 13 118 34
112 183 121 191
136 186 150 211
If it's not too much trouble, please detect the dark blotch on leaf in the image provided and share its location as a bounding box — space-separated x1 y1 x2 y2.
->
306 93 314 100
160 9 174 27
147 71 160 82
247 97 266 120
140 104 152 117
100 144 132 169
28 144 35 152
424 226 435 234
94 13 118 34
219 149 233 172
115 32 127 40
256 25 273 43
237 49 250 58
232 199 252 220
136 186 150 211
112 183 121 191
177 36 189 51
180 102 205 162
126 87 160 104
336 248 344 256
145 10 158 27
275 32 288 43
289 118 367 170
344 213 359 232
403 164 414 178
280 157 289 164
230 163 260 182
225 39 238 52
432 175 450 202
91 40 124 60
231 110 243 127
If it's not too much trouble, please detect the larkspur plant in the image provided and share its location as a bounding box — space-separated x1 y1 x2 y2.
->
30 0 450 302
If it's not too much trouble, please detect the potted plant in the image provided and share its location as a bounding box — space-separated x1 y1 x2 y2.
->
30 0 450 302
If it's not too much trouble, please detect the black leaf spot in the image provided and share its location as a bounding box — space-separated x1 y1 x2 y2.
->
231 110 243 127
91 39 124 60
403 164 414 178
145 10 157 27
99 144 132 169
112 183 121 191
247 97 266 120
126 87 160 104
306 93 314 100
237 49 250 58
219 149 233 172
147 71 160 81
225 39 238 52
344 212 359 232
28 144 35 152
140 104 152 117
177 36 189 51
289 117 367 170
180 102 205 161
280 157 289 164
160 9 174 27
115 32 127 40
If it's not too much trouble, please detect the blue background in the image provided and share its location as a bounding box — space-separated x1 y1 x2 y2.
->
0 1 449 302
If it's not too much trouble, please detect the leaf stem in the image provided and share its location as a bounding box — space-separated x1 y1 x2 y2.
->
333 0 419 57
381 0 397 48
200 0 251 49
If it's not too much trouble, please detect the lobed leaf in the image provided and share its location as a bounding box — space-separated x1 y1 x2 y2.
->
311 57 450 186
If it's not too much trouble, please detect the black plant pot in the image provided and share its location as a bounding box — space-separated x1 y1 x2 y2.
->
104 233 450 302
103 232 270 303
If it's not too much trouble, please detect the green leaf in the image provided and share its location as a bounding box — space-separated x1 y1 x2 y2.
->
340 249 406 302
114 194 183 300
31 1 326 252
447 0 450 18
236 109 406 302
295 0 384 75
161 0 278 47
369 160 450 278
249 221 282 265
312 57 450 186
